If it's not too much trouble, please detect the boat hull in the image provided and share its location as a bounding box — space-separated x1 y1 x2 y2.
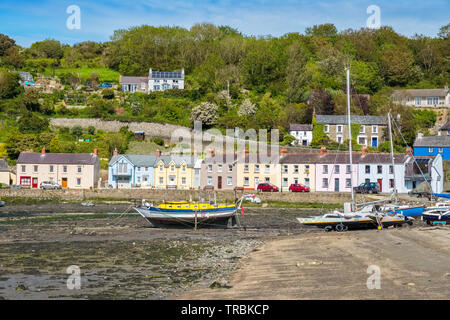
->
385 206 425 217
422 213 450 223
297 216 408 230
133 206 238 228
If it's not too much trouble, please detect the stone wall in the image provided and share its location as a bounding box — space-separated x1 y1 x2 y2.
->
50 118 190 140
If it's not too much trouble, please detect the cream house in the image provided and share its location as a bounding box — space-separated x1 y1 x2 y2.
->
153 154 197 190
236 153 281 190
0 157 14 186
279 153 316 192
16 148 100 189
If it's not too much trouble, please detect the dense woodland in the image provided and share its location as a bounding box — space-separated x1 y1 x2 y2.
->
0 23 449 162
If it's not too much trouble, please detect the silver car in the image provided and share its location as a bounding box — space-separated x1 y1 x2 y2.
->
40 181 62 190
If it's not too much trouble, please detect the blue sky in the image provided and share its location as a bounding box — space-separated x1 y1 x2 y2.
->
1 0 449 47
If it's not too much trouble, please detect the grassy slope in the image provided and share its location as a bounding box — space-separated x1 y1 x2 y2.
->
44 67 120 83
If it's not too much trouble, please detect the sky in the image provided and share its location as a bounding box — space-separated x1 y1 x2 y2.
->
0 0 449 47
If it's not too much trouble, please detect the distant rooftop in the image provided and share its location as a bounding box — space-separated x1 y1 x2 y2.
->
150 71 184 80
315 115 387 126
392 88 449 98
290 124 313 131
414 135 450 148
17 153 98 165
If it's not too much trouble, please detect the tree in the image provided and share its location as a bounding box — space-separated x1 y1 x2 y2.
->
30 40 64 59
71 125 83 138
438 23 450 40
18 113 49 134
5 129 40 159
238 99 257 117
254 93 283 129
0 34 15 56
102 88 115 100
306 24 338 39
379 45 414 86
190 102 219 126
87 126 96 135
0 68 22 99
23 88 41 112
286 41 311 103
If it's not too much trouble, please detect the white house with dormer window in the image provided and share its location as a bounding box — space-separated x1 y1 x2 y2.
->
391 85 450 108
289 124 313 146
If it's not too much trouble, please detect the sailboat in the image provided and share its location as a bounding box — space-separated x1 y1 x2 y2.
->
297 69 410 231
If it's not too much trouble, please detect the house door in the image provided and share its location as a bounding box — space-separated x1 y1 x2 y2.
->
32 178 38 189
334 178 339 192
377 179 383 193
218 176 222 190
169 176 176 186
62 178 68 188
372 137 378 148
254 177 260 189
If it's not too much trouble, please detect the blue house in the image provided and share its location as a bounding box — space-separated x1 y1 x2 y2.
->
108 152 157 189
413 134 450 161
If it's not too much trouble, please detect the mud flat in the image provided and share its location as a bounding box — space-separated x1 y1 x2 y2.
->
0 206 313 300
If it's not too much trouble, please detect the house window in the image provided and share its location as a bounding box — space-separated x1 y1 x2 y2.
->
182 166 187 172
141 83 146 90
322 178 328 188
429 148 434 153
415 97 422 105
21 165 26 173
294 165 299 174
265 165 270 173
159 165 163 172
305 165 310 174
372 126 378 134
337 136 343 144
244 165 249 173
283 178 289 187
137 177 141 183
118 163 127 174
227 177 233 186
427 97 439 105
365 166 371 174
159 177 164 184
324 125 329 133
323 165 328 174
389 166 394 174
254 165 260 173
244 177 249 186
390 179 394 188
439 148 443 153
63 166 68 173
358 137 367 146
360 126 365 134
170 165 175 172
182 177 186 185
228 165 233 172
334 165 340 174
283 165 288 173
77 178 81 186
305 178 310 187
377 166 382 174
77 166 82 173
346 165 351 174
34 165 38 173
154 85 160 91
49 165 54 173
346 179 352 188
208 165 213 172
217 165 222 173
337 125 343 133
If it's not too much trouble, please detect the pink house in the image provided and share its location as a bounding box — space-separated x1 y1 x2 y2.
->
315 149 358 193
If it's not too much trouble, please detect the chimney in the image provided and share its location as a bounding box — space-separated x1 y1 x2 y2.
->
211 149 215 157
280 148 288 156
93 148 98 156
41 147 46 155
320 147 327 157
149 68 152 77
113 148 119 156
417 131 424 139
362 146 369 157
156 149 162 158
182 68 185 76
445 82 448 91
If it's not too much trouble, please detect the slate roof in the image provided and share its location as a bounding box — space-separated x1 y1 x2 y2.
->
203 154 238 165
414 136 450 148
315 115 387 125
280 153 409 165
120 76 148 84
392 89 449 98
154 155 196 168
17 153 98 165
439 122 450 131
0 158 9 172
290 124 313 131
109 155 157 167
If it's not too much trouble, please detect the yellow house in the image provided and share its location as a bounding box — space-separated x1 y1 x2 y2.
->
236 154 281 190
153 155 197 190
279 154 316 192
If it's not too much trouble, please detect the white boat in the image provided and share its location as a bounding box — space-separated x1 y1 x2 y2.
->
424 202 450 213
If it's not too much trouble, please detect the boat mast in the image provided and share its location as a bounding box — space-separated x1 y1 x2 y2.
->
388 112 398 204
346 68 355 206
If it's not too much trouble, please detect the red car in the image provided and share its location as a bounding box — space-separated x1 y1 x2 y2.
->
289 184 310 193
257 183 279 192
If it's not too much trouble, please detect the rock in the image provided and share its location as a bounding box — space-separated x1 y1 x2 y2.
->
15 284 27 291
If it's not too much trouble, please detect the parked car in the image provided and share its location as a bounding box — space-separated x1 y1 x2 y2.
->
289 184 310 193
40 181 62 190
257 183 279 192
353 182 379 194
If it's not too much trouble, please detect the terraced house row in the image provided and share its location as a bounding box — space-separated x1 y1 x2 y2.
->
107 148 444 194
